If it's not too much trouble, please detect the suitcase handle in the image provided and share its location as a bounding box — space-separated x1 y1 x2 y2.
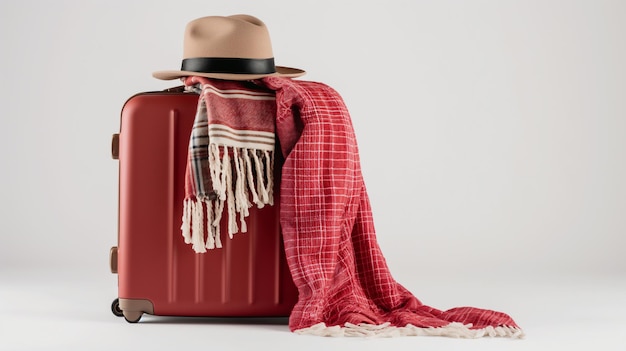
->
110 246 118 274
164 85 185 93
111 134 120 160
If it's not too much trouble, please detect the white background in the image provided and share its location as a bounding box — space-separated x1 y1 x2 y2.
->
1 1 625 350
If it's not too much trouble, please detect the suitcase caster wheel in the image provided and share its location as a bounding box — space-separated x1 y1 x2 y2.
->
123 310 143 323
111 298 123 317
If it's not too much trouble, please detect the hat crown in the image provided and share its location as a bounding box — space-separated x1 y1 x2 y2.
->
183 15 274 59
152 14 304 80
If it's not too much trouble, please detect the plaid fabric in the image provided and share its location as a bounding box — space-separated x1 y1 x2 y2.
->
260 76 523 337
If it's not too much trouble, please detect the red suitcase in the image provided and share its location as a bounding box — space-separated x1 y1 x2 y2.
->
109 86 298 323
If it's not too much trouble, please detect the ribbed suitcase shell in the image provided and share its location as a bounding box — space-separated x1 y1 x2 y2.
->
113 89 297 322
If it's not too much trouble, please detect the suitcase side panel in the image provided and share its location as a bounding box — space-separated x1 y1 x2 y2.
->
117 93 297 317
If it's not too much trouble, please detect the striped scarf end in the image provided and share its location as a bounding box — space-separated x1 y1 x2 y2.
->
181 144 274 253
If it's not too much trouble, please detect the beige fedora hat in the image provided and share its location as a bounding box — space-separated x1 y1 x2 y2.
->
153 14 305 80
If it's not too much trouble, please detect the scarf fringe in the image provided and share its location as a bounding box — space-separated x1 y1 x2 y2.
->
182 144 274 253
294 322 525 338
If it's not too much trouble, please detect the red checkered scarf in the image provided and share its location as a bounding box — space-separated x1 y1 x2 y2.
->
183 75 523 338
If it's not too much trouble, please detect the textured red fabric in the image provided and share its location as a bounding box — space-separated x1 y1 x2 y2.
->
261 76 521 333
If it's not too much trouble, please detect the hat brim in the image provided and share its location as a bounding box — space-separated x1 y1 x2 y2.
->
152 65 305 80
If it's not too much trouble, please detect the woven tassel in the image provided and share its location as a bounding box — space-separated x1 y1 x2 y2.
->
213 199 224 249
194 142 275 249
264 149 274 206
252 150 269 206
191 200 206 253
205 198 215 250
232 147 250 233
181 199 192 244
294 322 525 338
209 143 225 201
243 149 261 206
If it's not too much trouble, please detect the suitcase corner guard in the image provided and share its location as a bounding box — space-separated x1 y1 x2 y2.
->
119 298 154 323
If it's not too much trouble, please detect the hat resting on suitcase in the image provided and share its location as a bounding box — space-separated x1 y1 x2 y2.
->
153 14 305 81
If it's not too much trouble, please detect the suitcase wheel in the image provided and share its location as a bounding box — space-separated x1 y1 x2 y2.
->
111 298 124 317
123 310 143 323
112 297 144 322
115 298 152 323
